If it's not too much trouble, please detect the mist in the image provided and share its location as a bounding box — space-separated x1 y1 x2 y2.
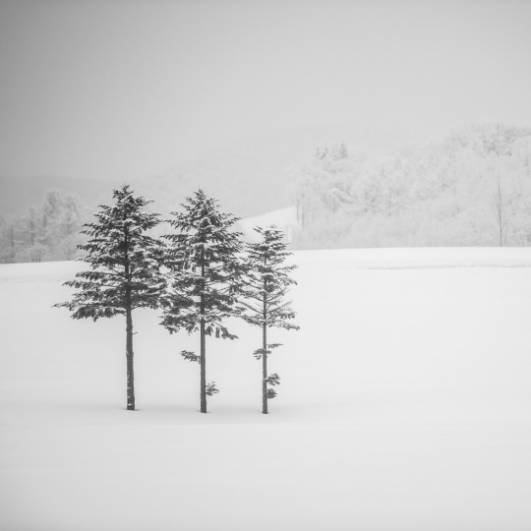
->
1 0 530 184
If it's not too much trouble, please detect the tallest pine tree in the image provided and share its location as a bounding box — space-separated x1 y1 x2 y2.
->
56 186 165 410
161 190 242 413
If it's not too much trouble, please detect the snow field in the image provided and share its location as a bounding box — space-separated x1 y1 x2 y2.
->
1 248 531 530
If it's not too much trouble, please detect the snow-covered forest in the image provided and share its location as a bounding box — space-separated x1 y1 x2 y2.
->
293 124 531 248
0 191 83 263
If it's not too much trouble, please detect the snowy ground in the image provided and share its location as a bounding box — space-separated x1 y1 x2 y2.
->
2 248 531 530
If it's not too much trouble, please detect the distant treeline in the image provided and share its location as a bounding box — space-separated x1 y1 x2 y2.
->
0 191 83 263
4 124 531 262
292 124 531 248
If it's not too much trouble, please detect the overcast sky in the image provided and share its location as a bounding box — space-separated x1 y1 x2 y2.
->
1 0 530 181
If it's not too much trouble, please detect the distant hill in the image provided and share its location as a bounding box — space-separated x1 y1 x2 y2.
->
0 175 112 219
0 150 297 221
0 123 412 221
237 207 298 243
6 123 530 248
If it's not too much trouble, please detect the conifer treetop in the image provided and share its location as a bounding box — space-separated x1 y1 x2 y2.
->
241 225 299 330
165 189 241 261
161 189 243 339
57 185 165 320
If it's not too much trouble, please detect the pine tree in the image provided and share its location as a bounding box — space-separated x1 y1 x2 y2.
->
161 190 242 413
56 185 165 410
241 226 299 414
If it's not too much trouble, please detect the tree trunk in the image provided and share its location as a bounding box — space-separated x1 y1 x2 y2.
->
125 304 135 411
200 312 207 413
124 225 135 411
262 289 268 414
262 322 268 414
200 246 207 413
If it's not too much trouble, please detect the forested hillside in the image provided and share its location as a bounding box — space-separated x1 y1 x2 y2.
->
293 124 531 248
0 191 83 262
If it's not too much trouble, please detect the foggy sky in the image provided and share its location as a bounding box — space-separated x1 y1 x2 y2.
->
1 0 531 181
